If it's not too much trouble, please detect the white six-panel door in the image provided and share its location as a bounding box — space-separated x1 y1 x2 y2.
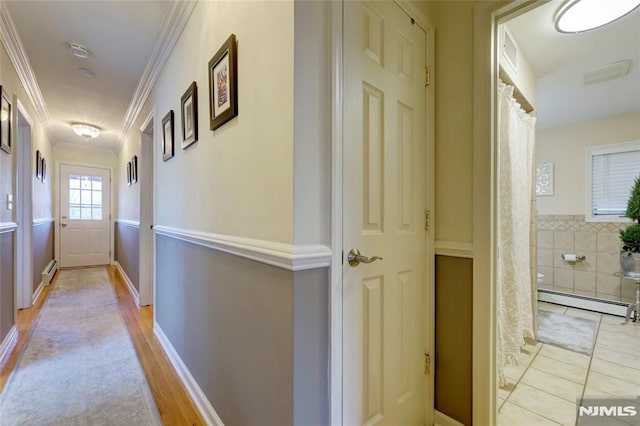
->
343 1 428 424
59 164 111 267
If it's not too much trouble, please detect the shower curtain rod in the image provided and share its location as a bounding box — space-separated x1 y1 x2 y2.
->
499 67 535 114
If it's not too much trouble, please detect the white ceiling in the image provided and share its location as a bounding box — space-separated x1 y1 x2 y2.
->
506 0 640 129
4 0 172 152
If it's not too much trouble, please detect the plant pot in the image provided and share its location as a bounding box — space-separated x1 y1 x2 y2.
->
620 251 640 278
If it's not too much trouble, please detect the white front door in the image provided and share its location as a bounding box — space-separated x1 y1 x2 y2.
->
343 1 428 424
59 164 111 267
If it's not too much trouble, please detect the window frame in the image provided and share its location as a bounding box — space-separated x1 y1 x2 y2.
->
586 140 640 222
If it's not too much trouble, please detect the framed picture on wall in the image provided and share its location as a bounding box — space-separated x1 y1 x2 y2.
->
181 81 198 149
127 161 132 186
208 34 237 131
162 110 174 161
131 155 138 183
41 158 46 183
36 150 42 180
0 87 11 154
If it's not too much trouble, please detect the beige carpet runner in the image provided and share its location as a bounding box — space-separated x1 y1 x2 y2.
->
0 268 161 425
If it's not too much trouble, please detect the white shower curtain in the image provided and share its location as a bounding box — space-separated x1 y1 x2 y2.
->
497 81 536 386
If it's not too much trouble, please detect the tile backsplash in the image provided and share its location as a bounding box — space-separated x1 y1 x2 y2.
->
536 215 635 303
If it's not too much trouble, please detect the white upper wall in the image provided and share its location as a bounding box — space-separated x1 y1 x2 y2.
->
151 0 295 243
536 112 640 215
117 103 150 223
0 41 53 222
293 0 330 246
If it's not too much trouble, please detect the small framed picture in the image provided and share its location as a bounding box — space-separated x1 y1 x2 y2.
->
127 161 132 186
131 155 138 183
208 34 238 131
162 110 174 161
0 87 11 154
36 150 42 180
181 82 198 149
41 158 46 183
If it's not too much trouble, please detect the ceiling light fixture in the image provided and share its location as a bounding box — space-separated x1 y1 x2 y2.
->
66 42 90 58
555 0 640 33
71 123 101 139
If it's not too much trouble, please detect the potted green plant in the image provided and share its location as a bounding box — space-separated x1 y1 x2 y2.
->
620 175 640 278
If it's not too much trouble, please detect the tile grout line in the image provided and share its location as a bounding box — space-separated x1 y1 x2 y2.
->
576 313 602 426
498 340 544 413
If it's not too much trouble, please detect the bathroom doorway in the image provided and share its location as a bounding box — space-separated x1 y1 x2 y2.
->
495 1 640 424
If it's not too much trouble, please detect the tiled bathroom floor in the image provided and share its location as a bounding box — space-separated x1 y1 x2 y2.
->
497 302 640 426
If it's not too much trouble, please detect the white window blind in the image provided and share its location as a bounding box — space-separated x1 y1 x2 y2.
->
591 149 640 216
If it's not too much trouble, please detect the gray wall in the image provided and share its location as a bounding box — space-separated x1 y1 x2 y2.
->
32 221 54 293
156 234 328 425
435 255 472 425
115 222 139 292
1 231 15 343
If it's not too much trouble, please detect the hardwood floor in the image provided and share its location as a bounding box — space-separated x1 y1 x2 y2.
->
0 266 204 426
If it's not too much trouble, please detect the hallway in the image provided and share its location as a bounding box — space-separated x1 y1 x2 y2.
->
0 267 203 425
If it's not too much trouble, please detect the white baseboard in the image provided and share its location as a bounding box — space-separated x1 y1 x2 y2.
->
115 261 140 306
153 322 224 426
434 410 465 426
32 281 45 305
0 325 18 363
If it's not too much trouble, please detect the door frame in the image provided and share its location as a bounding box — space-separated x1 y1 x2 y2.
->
139 110 154 306
15 97 34 309
472 1 544 424
54 160 115 267
329 1 435 423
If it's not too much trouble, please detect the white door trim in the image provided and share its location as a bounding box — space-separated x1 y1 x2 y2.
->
329 1 343 423
330 1 435 423
472 2 543 425
139 110 154 306
54 160 115 267
15 97 34 309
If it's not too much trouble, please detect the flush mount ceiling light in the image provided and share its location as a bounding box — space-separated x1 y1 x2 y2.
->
555 0 640 33
66 42 90 58
71 123 101 139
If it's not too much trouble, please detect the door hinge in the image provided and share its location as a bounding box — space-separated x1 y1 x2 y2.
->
424 210 430 231
424 353 431 375
425 66 430 87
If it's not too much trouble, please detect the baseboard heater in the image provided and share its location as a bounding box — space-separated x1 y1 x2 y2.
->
42 260 58 286
538 288 627 317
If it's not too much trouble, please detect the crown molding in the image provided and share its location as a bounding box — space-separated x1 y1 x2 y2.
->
0 2 57 144
119 0 197 150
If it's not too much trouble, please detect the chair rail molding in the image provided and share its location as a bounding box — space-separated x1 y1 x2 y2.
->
0 222 19 233
116 219 141 229
434 240 474 259
32 218 55 226
153 225 332 272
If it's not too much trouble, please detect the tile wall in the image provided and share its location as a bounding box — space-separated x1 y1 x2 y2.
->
537 215 636 303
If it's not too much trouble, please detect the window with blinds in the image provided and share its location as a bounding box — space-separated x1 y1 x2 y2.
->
588 141 640 220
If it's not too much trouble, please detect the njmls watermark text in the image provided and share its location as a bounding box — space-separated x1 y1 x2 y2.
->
578 397 640 425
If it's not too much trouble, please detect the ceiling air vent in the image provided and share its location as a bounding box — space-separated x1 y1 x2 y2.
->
503 30 518 71
582 60 632 85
